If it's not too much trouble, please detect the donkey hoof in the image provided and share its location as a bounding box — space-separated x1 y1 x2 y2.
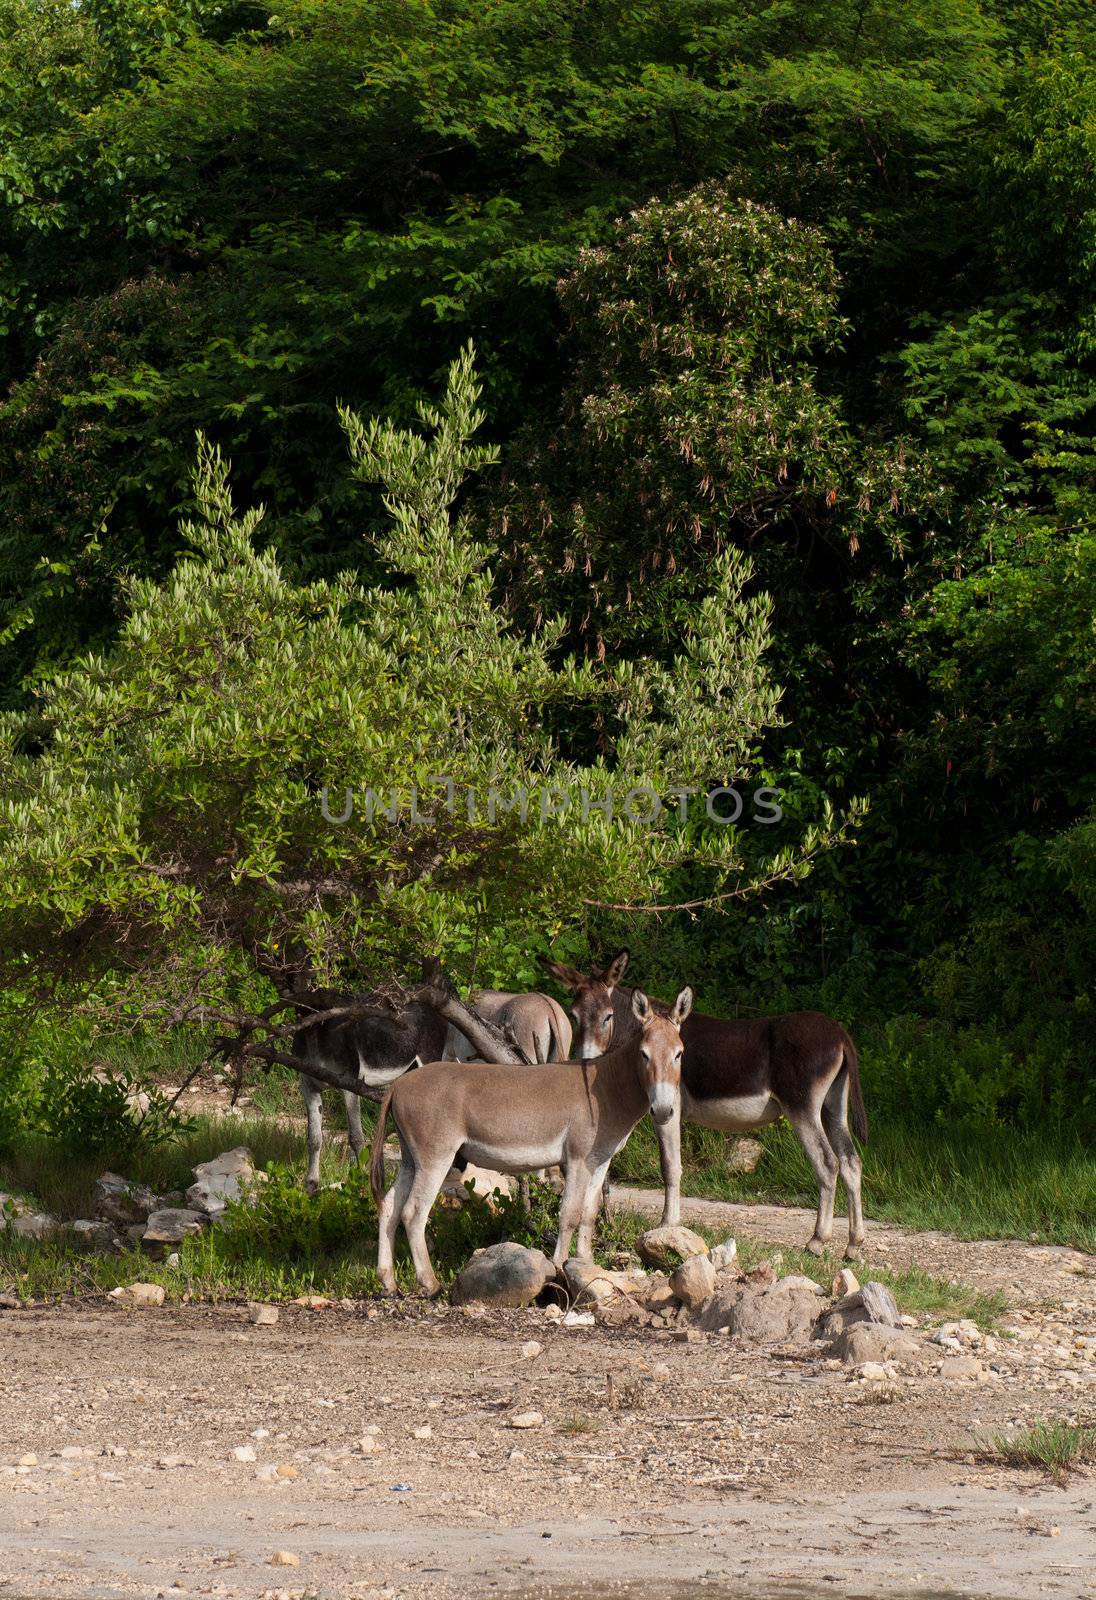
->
844 1244 864 1263
804 1237 828 1258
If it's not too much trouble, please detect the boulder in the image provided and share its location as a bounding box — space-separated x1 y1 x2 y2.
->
727 1137 763 1174
635 1225 709 1270
3 1211 60 1240
441 1164 517 1206
186 1147 257 1217
69 1220 122 1254
141 1208 208 1258
817 1280 901 1341
109 1282 166 1308
450 1242 555 1308
828 1322 929 1367
696 1275 824 1343
670 1253 716 1308
95 1173 161 1227
562 1258 646 1306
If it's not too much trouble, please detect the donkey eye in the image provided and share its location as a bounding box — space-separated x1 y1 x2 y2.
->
603 1013 613 1026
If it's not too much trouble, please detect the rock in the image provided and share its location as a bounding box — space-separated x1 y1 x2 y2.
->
232 1445 257 1462
141 1208 207 1257
94 1173 160 1227
0 1191 30 1216
561 1309 595 1327
186 1147 257 1217
59 1445 83 1459
0 1292 21 1309
833 1267 860 1298
829 1323 929 1367
413 1425 432 1439
165 1252 181 1269
451 1242 555 1308
509 1411 543 1429
18 1453 37 1467
670 1253 716 1308
562 1258 644 1305
7 1213 61 1240
709 1238 738 1273
519 1340 542 1359
818 1280 902 1340
727 1137 763 1173
939 1353 985 1382
635 1226 709 1270
357 1436 382 1454
441 1164 517 1205
593 1297 652 1329
275 1463 299 1480
112 1282 165 1308
855 1361 894 1382
270 1551 300 1567
69 1220 121 1254
292 1294 332 1309
125 1224 148 1247
248 1302 279 1327
695 1275 823 1344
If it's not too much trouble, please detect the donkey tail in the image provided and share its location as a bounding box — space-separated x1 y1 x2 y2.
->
369 1084 395 1208
844 1035 869 1144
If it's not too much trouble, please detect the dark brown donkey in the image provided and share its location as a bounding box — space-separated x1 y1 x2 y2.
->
540 951 868 1260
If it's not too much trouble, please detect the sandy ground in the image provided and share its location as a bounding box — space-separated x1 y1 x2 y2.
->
3 1191 1096 1600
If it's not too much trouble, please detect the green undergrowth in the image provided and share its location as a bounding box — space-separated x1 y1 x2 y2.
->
979 1421 1096 1482
611 1115 1096 1255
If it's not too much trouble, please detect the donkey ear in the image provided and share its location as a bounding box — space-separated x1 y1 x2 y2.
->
604 948 630 990
631 989 651 1023
538 954 584 991
670 986 693 1026
405 1055 424 1073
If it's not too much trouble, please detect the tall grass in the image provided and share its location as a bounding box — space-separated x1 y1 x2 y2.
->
611 1114 1096 1253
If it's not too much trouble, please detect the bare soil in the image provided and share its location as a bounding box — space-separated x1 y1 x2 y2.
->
3 1192 1096 1600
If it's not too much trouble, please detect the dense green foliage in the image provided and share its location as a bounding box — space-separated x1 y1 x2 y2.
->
0 0 1092 1136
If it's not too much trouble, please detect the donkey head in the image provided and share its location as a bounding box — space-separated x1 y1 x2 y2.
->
632 986 692 1125
539 948 630 1061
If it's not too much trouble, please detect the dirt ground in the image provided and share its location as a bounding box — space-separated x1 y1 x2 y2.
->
2 1193 1095 1600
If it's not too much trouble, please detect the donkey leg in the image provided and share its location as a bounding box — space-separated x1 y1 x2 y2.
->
299 1074 324 1192
401 1156 453 1297
787 1109 839 1256
342 1087 366 1164
576 1158 611 1261
553 1164 588 1266
822 1078 866 1260
656 1105 683 1227
377 1158 414 1296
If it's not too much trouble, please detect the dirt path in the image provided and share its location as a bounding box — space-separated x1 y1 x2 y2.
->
3 1190 1096 1600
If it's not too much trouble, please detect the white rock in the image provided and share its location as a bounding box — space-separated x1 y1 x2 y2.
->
187 1147 257 1217
232 1445 257 1462
561 1309 594 1327
412 1425 432 1440
269 1551 300 1567
509 1411 543 1429
710 1238 737 1273
833 1267 861 1298
520 1340 542 1359
248 1302 279 1326
7 1213 60 1240
59 1446 83 1459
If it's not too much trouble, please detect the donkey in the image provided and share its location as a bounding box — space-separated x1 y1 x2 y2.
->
294 998 449 1192
443 990 572 1066
540 951 868 1260
369 986 692 1295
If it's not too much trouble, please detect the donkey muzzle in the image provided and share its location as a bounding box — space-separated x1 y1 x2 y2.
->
648 1085 678 1126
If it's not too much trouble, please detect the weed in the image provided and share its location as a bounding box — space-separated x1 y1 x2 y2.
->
979 1421 1096 1482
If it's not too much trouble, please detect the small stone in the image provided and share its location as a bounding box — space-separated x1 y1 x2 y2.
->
709 1239 737 1273
18 1453 37 1467
292 1295 332 1309
833 1267 861 1298
275 1463 299 1479
248 1302 279 1326
357 1436 381 1454
855 1361 893 1382
561 1309 594 1327
939 1354 985 1382
669 1253 716 1308
412 1425 432 1440
94 1173 160 1228
59 1446 83 1459
165 1253 181 1269
509 1411 543 1429
115 1282 165 1308
232 1445 257 1462
251 1427 270 1440
69 1219 121 1255
269 1551 300 1568
520 1340 542 1359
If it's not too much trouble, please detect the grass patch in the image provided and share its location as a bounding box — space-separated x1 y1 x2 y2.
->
558 1415 597 1435
980 1421 1096 1482
611 1114 1096 1254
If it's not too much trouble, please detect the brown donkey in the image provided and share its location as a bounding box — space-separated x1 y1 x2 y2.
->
540 951 868 1260
369 986 692 1295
